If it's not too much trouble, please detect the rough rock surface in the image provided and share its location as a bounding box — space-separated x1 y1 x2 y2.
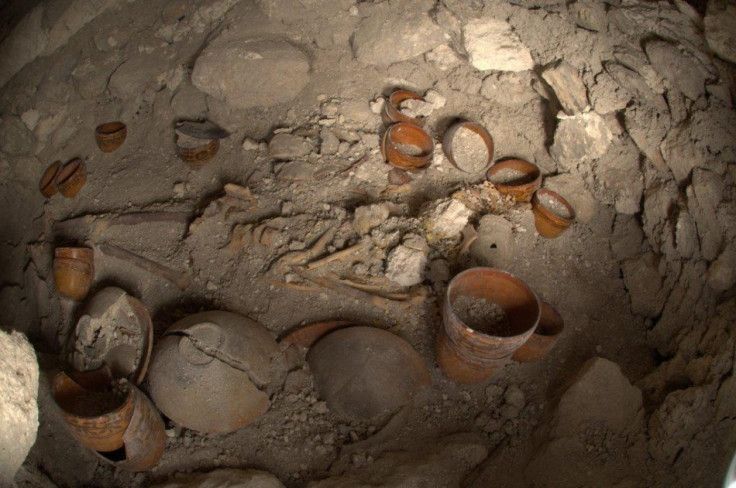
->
386 244 428 287
353 204 390 235
0 330 39 485
307 433 487 488
152 468 285 488
705 0 736 64
421 199 473 243
352 0 445 66
463 18 534 72
644 39 708 101
268 134 314 160
660 122 705 184
550 112 614 170
542 61 589 114
192 38 310 109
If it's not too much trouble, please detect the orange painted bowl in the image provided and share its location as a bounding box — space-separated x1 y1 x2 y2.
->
52 372 134 452
39 160 62 197
442 121 495 174
486 159 541 202
177 138 219 168
531 189 576 238
381 122 434 170
95 122 127 152
512 300 564 363
56 159 87 198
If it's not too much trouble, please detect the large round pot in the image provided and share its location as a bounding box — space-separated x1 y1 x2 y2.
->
437 268 540 384
147 311 278 434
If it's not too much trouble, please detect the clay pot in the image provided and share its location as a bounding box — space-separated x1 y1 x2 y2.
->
95 122 127 152
147 311 278 434
442 121 494 174
307 326 430 421
486 159 541 202
437 268 540 384
67 287 154 384
52 372 166 471
381 123 434 170
52 372 134 452
531 189 576 238
53 247 94 301
177 137 219 168
39 160 62 197
281 320 354 348
56 158 87 197
512 300 564 363
381 89 427 127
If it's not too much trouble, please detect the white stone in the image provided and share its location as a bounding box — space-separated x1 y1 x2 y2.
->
424 89 446 110
705 0 736 64
0 330 39 485
20 110 40 131
462 18 534 72
421 199 474 243
386 245 427 287
353 203 390 235
541 61 589 115
268 134 313 160
550 112 614 170
352 0 446 66
425 44 462 71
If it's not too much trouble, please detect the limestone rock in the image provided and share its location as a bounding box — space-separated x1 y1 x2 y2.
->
610 214 644 261
352 0 445 66
550 112 613 170
480 71 537 107
353 204 390 235
320 130 339 155
0 116 35 156
592 137 644 215
707 245 736 292
554 357 643 437
648 386 712 464
644 39 708 101
192 38 310 109
463 18 534 72
108 49 173 100
276 161 316 182
152 468 285 488
605 62 668 112
268 134 314 160
543 173 597 224
705 0 736 64
307 433 487 488
568 0 606 31
542 61 589 114
622 253 667 317
624 104 669 174
171 82 208 120
0 330 39 485
688 169 724 261
425 44 462 71
660 122 706 184
421 199 474 243
386 243 427 287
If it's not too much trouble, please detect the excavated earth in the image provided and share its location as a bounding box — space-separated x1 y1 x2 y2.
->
0 0 735 487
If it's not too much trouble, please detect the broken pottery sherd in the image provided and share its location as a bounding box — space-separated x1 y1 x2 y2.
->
307 326 430 421
531 189 576 238
382 89 427 127
438 268 540 384
95 122 127 152
66 287 153 384
147 311 278 434
486 159 541 203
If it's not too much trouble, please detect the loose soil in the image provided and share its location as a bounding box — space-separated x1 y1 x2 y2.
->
452 295 512 336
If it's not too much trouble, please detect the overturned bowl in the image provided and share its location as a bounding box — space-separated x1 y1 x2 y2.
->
95 122 127 152
486 159 541 202
147 311 278 434
307 326 430 421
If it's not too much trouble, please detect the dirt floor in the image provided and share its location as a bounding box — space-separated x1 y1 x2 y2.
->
1 0 735 487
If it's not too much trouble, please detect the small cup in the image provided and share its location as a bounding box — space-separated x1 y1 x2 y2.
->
177 138 219 169
54 247 94 301
95 122 127 152
381 123 434 170
39 160 62 197
442 121 494 174
381 89 427 127
531 189 576 238
512 300 564 363
56 159 87 198
486 159 541 202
